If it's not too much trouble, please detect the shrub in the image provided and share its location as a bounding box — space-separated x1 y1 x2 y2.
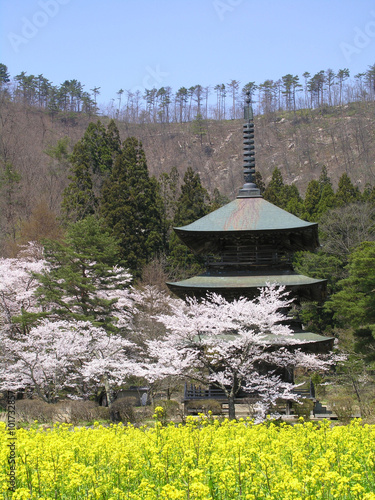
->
292 398 314 420
54 400 109 424
328 394 354 424
110 397 137 423
15 399 109 425
186 399 223 416
15 399 55 423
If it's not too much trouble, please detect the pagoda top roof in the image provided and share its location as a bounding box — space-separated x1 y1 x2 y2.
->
176 197 315 233
175 197 319 253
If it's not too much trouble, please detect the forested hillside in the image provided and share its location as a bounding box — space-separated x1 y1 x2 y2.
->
1 89 375 235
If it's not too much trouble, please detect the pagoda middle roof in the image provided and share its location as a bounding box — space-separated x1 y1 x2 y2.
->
175 197 318 253
167 270 327 302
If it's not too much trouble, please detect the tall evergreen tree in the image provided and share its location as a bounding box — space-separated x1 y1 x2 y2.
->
284 184 304 217
61 120 121 222
168 167 211 278
263 167 286 208
327 241 375 360
263 167 302 215
0 63 10 87
158 166 180 251
100 137 163 277
303 179 321 221
303 168 336 221
26 216 130 333
335 173 361 207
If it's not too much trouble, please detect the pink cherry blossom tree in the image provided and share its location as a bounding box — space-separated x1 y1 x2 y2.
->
0 242 46 336
0 229 140 405
146 285 334 420
0 319 141 404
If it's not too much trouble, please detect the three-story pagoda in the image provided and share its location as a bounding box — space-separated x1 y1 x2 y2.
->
167 93 333 354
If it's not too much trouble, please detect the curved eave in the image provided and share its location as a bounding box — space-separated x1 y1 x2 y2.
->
174 198 319 253
167 272 327 301
175 226 319 254
198 332 334 354
264 331 334 353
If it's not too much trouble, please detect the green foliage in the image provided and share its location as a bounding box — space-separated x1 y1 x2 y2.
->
327 241 375 337
210 188 230 211
284 184 304 217
263 168 302 216
294 250 345 332
335 173 361 207
100 137 163 277
61 120 121 223
30 216 127 332
254 171 265 195
292 399 314 420
263 167 285 208
0 63 10 85
190 113 207 145
0 161 22 188
0 162 22 245
303 179 321 221
173 167 211 226
302 167 335 221
167 167 211 278
158 166 180 250
44 136 70 162
317 183 336 216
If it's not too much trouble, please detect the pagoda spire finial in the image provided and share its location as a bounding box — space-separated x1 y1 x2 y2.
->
237 91 261 198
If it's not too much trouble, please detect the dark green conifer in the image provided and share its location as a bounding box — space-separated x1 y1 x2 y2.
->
22 216 127 332
263 168 302 216
303 179 321 221
100 137 163 277
168 167 211 278
61 120 121 222
335 173 361 207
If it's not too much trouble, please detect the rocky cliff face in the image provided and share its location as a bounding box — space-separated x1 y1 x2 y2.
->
1 99 374 221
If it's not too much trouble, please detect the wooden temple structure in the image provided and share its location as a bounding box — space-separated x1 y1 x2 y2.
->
166 93 334 415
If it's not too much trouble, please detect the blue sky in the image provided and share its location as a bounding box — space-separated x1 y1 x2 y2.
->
1 0 374 107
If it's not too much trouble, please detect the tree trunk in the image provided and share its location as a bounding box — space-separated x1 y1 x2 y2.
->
103 374 113 407
228 395 236 420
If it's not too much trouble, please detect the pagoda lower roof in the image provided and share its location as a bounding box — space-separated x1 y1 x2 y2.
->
167 270 327 301
202 331 334 354
175 197 319 253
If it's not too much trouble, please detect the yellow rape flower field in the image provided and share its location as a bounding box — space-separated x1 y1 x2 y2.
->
1 417 375 500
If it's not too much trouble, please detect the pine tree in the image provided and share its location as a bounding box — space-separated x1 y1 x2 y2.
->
0 63 10 86
159 166 180 251
303 180 321 221
27 216 131 333
61 120 121 222
168 167 211 278
335 173 361 207
284 184 304 217
263 167 286 208
263 168 302 216
100 137 163 277
327 241 375 359
173 167 211 226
